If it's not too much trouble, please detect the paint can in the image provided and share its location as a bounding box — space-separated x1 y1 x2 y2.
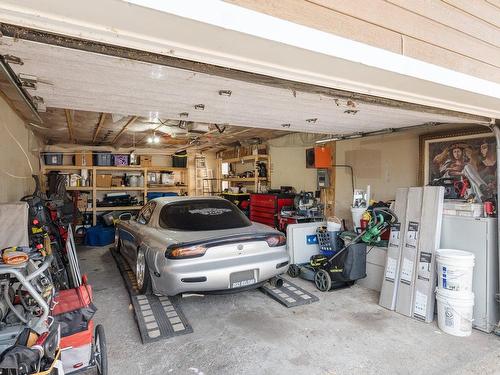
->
436 249 475 292
436 288 474 337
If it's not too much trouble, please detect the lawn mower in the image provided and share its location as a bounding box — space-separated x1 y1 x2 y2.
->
287 207 398 291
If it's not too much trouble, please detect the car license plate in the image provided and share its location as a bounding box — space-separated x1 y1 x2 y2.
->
230 270 256 288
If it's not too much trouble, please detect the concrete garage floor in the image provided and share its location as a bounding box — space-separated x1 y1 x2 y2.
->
78 246 499 375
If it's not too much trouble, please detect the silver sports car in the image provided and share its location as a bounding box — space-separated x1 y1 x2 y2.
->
115 196 290 296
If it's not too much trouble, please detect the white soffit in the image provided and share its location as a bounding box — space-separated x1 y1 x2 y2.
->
0 37 485 135
0 0 498 120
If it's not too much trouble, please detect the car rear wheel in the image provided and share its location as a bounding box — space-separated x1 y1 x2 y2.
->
136 248 152 294
114 229 121 253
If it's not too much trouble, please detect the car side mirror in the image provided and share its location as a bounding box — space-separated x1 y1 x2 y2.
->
137 216 146 225
119 212 132 221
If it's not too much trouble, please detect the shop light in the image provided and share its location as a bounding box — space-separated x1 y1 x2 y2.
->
218 90 232 97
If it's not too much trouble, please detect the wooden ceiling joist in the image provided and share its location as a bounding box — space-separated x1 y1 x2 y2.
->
111 115 138 144
64 109 76 143
92 112 107 143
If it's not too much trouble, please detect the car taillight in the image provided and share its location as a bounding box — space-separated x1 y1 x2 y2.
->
166 245 207 259
266 234 286 247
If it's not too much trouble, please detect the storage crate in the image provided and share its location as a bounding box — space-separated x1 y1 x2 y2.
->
85 225 114 246
113 154 129 166
74 151 93 167
44 152 63 165
172 151 187 168
96 174 112 188
93 152 113 166
147 192 178 200
140 155 152 167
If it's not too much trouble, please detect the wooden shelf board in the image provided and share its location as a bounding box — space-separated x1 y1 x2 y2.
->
95 206 143 212
95 187 145 191
147 186 188 191
146 167 187 172
222 177 268 182
66 186 93 191
93 166 144 171
42 165 187 172
42 165 84 171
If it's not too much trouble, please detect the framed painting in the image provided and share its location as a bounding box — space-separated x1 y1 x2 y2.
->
419 128 496 202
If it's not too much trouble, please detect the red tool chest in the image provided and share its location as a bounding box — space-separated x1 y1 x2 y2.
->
250 193 295 229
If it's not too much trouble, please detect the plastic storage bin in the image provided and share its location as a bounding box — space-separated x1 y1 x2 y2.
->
147 192 178 200
113 154 129 166
85 225 115 246
44 153 63 165
172 151 187 168
93 152 113 166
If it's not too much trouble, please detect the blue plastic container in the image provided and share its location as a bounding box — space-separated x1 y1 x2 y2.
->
147 192 178 200
85 225 115 246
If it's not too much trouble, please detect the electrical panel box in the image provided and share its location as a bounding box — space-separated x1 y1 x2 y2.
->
317 169 329 189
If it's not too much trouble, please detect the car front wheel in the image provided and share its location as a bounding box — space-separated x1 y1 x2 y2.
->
136 247 152 295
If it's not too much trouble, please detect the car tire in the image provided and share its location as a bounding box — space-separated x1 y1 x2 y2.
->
136 247 152 295
114 229 121 253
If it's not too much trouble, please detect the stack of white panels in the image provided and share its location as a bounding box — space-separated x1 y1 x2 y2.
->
379 188 409 310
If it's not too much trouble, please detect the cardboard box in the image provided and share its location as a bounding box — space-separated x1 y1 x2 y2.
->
140 155 152 167
96 174 112 188
75 151 93 167
76 193 90 211
111 176 123 187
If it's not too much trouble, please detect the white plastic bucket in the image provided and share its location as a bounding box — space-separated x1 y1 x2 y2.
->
326 216 342 232
350 207 366 230
436 249 475 292
436 288 474 337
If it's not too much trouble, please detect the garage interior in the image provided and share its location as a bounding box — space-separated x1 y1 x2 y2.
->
1 2 500 374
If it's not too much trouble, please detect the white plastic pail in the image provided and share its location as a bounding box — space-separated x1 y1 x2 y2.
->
436 249 475 292
326 217 342 232
350 207 366 230
436 288 474 337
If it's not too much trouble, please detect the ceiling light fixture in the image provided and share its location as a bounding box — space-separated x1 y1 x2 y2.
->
281 123 291 128
194 104 205 110
218 90 232 97
306 118 318 124
179 112 189 118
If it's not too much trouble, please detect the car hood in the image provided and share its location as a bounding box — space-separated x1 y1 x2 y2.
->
158 222 279 245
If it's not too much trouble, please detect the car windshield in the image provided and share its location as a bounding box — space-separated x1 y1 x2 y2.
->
159 199 252 231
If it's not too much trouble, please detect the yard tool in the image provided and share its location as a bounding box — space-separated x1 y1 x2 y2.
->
288 207 398 291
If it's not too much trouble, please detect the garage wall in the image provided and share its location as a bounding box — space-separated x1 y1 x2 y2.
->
334 131 421 222
0 95 41 202
269 146 317 192
225 0 500 84
333 123 491 223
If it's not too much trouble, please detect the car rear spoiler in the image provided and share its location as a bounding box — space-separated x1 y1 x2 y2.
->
166 232 282 253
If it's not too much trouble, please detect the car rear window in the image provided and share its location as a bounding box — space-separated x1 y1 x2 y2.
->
159 199 252 231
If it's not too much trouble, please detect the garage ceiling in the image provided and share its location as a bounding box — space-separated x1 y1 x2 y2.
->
0 36 489 148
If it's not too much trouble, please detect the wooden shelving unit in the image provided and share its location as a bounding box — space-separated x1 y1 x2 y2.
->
41 165 190 225
217 154 271 192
